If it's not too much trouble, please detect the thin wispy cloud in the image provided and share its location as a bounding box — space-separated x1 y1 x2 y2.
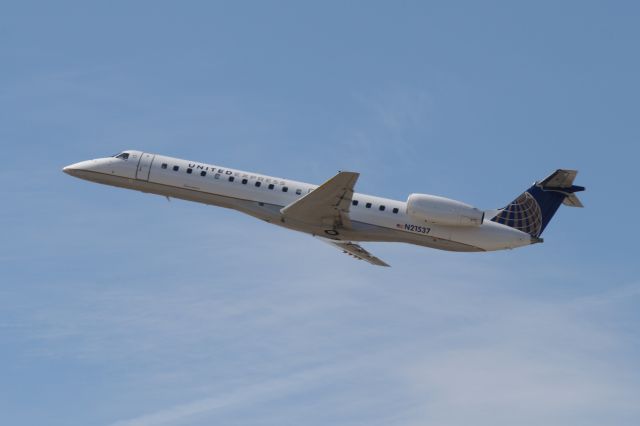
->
110 363 356 426
11 219 639 425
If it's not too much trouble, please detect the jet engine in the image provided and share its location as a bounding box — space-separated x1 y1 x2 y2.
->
406 194 484 227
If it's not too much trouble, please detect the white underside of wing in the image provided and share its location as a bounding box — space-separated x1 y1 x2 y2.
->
316 237 390 267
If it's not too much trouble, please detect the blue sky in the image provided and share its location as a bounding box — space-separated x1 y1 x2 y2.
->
1 1 639 425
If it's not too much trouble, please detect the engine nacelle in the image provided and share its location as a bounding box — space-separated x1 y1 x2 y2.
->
406 193 484 227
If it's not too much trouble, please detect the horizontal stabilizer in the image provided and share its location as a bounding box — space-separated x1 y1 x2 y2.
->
539 169 585 208
563 193 584 208
540 169 578 188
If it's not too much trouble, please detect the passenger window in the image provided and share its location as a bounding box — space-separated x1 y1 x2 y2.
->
161 163 167 169
200 171 206 177
365 202 372 208
379 205 385 211
173 165 179 171
352 200 359 206
255 181 261 187
214 173 220 179
296 189 302 195
282 186 288 192
242 178 248 184
392 207 399 214
228 176 235 182
186 168 193 174
268 184 274 190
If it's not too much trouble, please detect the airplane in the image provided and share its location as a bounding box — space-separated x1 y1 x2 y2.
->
63 150 585 267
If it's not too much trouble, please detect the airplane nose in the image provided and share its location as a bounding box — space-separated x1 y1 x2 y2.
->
63 160 93 177
63 163 80 176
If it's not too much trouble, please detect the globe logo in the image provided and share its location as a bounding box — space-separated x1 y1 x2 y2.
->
491 191 543 237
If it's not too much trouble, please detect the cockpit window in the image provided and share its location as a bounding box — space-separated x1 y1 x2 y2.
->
115 152 130 160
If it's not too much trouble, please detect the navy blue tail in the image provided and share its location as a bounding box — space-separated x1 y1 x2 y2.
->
491 170 585 237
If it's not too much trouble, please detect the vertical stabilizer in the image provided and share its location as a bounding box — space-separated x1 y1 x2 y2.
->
491 169 584 237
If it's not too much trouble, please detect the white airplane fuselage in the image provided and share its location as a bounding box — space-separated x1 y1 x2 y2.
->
64 150 535 254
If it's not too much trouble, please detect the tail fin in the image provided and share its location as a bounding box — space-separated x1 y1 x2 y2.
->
491 169 585 238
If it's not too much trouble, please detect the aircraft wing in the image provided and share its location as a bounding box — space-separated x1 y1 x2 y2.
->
280 171 359 228
317 237 390 267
